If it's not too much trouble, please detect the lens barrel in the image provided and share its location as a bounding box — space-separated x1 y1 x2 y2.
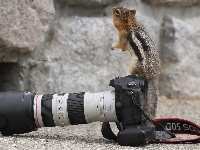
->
0 91 117 135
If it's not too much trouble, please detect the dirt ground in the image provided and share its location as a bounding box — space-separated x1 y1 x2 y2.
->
0 97 200 150
157 96 200 125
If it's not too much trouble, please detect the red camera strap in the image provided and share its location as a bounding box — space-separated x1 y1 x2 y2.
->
151 118 200 143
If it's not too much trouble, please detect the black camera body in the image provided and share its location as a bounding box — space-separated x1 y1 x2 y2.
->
109 75 155 146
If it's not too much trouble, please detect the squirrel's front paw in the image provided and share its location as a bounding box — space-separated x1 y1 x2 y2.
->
111 43 116 50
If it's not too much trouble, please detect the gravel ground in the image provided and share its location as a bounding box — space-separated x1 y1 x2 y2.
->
0 97 200 150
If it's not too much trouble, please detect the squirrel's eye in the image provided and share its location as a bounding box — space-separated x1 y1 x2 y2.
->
115 9 121 15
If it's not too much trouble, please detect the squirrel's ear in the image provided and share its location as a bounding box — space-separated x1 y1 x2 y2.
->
129 9 136 15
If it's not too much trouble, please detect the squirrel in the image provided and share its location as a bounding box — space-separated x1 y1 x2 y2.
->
111 7 161 126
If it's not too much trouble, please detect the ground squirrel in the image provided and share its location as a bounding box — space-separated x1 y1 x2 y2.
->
111 7 161 125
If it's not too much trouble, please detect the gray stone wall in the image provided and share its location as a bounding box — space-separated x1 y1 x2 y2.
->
0 0 200 99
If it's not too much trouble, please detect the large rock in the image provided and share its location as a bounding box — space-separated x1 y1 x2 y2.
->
1 0 199 100
26 16 130 94
159 15 200 99
141 0 200 7
65 0 122 6
0 0 55 62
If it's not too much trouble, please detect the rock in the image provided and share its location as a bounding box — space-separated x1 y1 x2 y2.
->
159 15 200 99
26 16 130 94
0 0 55 62
65 0 122 6
1 0 200 100
141 0 200 7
